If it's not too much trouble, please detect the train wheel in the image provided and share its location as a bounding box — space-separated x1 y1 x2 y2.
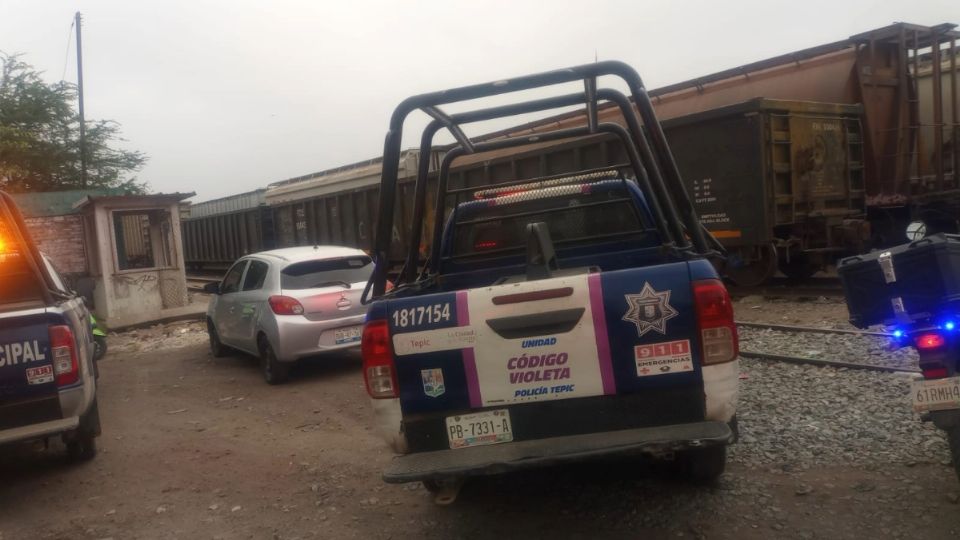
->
725 243 777 287
779 248 818 281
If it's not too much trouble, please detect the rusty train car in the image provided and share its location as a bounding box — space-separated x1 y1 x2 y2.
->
183 22 959 284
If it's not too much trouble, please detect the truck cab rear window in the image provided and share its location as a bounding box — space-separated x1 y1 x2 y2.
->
450 186 649 258
281 257 373 290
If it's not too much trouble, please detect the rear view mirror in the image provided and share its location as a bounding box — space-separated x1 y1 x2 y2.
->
906 221 926 241
203 282 221 295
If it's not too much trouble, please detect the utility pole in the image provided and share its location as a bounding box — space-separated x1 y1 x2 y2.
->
75 11 87 188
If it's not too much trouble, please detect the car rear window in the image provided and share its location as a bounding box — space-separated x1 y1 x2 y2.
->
449 182 649 259
0 215 45 308
281 256 373 290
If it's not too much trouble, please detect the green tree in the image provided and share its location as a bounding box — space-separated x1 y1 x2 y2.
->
0 53 147 193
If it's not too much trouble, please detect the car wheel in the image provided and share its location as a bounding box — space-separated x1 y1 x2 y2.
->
67 398 101 462
208 320 228 358
259 338 289 385
675 444 726 484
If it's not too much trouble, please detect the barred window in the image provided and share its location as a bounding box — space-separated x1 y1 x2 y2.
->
113 210 175 271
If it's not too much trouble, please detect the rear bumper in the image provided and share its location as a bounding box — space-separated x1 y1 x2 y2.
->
383 420 732 483
272 313 366 362
0 416 80 445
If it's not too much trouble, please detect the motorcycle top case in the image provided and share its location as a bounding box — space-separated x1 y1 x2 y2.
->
838 234 960 328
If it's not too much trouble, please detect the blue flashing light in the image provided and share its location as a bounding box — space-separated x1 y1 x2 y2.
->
945 321 956 331
893 329 904 339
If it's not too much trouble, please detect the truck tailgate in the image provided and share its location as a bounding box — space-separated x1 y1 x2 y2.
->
0 311 61 431
387 261 704 451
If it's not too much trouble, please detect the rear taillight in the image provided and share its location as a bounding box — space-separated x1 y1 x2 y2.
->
268 295 304 315
914 332 950 379
49 325 79 386
362 319 398 398
915 333 946 350
693 279 738 365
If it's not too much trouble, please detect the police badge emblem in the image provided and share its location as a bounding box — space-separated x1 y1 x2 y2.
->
421 368 445 398
622 282 678 337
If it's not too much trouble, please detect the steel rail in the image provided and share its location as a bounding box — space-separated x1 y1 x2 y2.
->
739 350 919 374
736 321 892 338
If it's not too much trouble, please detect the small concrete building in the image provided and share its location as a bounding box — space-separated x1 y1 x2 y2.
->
10 189 197 329
74 193 195 328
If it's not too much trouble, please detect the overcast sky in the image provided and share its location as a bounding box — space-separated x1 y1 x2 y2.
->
1 0 955 202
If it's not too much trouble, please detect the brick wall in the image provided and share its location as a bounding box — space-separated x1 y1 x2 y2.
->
23 214 88 276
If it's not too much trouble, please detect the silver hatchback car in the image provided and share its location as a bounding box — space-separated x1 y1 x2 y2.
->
205 246 374 384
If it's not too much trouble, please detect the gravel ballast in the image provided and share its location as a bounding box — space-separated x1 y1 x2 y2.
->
738 326 919 371
732 357 949 468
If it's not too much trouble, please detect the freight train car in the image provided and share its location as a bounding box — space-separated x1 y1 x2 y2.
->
181 190 274 271
206 101 867 284
182 22 958 285
264 151 443 263
663 99 866 284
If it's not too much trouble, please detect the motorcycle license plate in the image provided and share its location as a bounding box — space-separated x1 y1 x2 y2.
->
912 376 960 412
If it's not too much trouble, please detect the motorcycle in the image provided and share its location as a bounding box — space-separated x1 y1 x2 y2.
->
839 232 960 481
892 320 960 479
91 313 108 360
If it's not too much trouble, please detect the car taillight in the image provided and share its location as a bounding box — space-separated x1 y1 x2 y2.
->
915 333 946 350
268 295 304 315
693 279 738 365
49 325 79 386
362 319 397 398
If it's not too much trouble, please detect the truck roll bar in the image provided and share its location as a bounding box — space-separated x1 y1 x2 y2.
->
374 61 706 298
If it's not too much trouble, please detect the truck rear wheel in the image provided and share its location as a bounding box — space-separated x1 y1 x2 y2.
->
423 478 464 505
676 444 726 483
66 398 101 462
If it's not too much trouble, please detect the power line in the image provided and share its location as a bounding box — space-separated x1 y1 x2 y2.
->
60 18 75 82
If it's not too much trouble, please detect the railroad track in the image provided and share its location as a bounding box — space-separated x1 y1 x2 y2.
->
729 277 845 299
735 321 920 374
186 274 220 293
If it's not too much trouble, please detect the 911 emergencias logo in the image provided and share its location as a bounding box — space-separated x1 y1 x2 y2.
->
621 282 678 337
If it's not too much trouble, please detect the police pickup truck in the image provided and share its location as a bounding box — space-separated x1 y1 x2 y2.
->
361 62 738 503
0 190 100 461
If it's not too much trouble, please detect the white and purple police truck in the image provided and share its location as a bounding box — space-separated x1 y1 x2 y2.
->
361 62 739 503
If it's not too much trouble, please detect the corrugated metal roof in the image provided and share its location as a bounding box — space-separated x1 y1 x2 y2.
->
187 189 266 218
8 188 130 217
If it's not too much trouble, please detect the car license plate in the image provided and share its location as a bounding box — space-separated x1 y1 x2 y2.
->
333 326 362 345
446 409 513 449
912 376 960 412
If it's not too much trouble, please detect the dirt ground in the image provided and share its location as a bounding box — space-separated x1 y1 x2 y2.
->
2 307 960 539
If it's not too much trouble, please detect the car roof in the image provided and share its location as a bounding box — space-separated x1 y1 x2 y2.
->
248 245 370 264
